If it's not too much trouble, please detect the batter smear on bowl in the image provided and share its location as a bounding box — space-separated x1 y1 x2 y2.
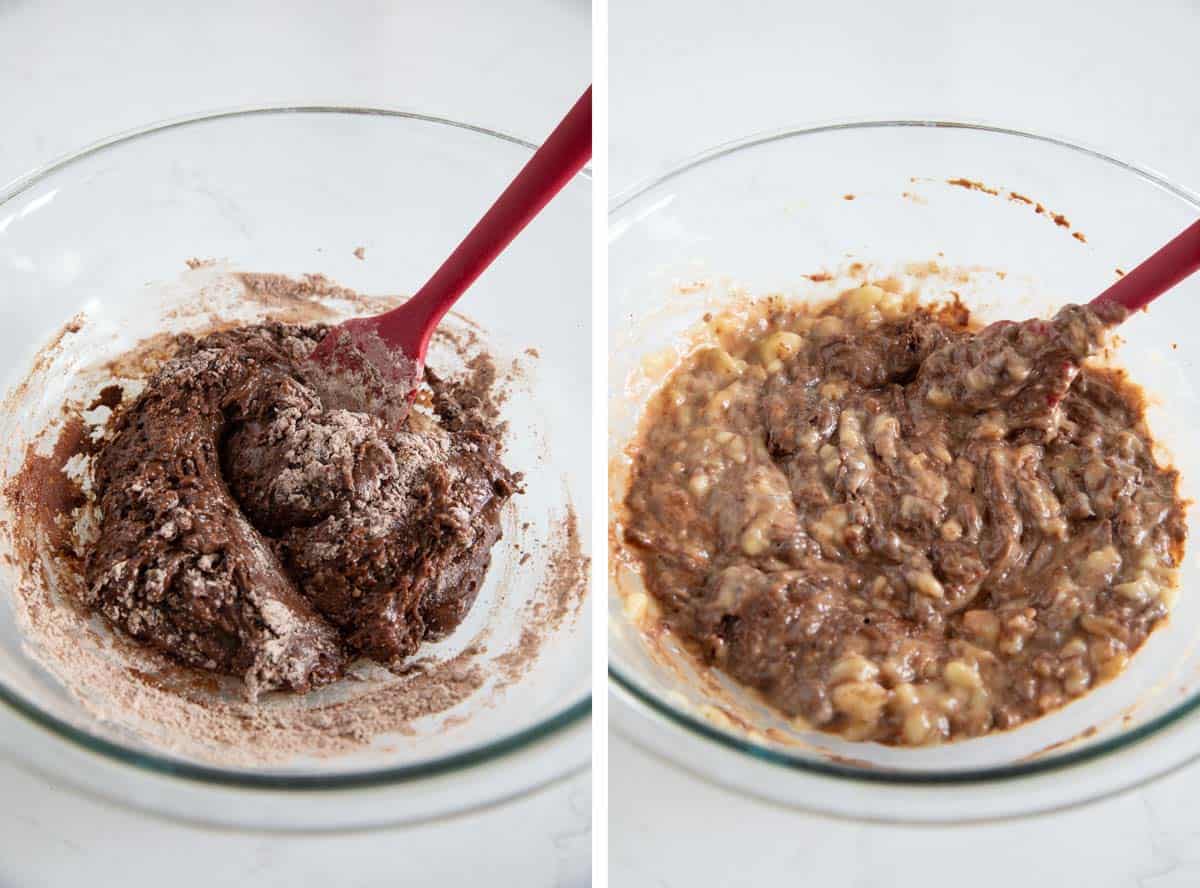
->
86 322 518 697
623 285 1186 745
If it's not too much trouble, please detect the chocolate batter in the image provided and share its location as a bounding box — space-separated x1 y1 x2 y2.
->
86 323 517 696
624 287 1186 745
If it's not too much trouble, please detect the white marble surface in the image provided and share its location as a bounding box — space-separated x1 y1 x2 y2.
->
2 762 591 888
0 1 591 886
610 0 1200 195
611 733 1200 888
610 1 1200 885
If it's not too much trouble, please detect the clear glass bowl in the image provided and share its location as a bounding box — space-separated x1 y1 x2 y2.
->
609 121 1200 822
0 107 591 830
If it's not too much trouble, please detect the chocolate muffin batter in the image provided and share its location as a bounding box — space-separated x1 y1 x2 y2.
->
624 286 1186 745
86 323 517 696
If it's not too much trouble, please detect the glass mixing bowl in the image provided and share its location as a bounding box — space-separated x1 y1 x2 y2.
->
609 121 1200 822
0 107 590 830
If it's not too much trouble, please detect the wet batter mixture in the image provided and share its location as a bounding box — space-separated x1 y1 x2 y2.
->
623 285 1186 745
86 322 517 697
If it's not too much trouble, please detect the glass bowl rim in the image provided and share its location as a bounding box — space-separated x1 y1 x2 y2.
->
608 117 1200 786
0 104 592 791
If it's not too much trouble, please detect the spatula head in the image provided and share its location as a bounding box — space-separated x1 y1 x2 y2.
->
306 317 421 427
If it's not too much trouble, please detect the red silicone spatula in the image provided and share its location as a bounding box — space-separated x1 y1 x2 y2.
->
1090 217 1200 315
309 86 592 422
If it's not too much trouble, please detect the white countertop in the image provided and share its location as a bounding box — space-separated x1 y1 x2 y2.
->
611 733 1200 887
0 2 591 886
610 0 1200 197
610 1 1200 886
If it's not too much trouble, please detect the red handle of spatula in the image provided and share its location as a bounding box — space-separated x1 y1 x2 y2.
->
1091 217 1200 314
378 86 593 358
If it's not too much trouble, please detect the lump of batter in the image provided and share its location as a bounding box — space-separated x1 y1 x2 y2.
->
86 323 517 696
624 285 1186 746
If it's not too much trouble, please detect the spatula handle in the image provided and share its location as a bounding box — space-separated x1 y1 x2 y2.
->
1091 217 1200 314
379 86 593 356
